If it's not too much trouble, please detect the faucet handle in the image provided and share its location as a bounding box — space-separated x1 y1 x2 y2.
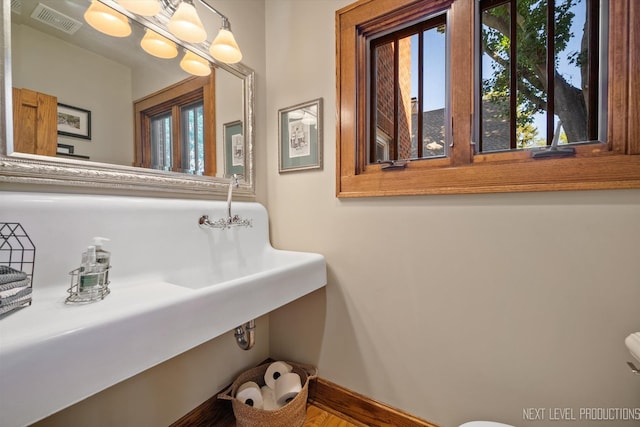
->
232 174 244 186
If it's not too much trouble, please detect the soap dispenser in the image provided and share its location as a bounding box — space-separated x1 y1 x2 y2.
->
67 242 111 303
79 245 99 292
92 237 111 286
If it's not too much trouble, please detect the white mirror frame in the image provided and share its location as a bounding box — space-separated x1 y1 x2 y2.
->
0 0 255 199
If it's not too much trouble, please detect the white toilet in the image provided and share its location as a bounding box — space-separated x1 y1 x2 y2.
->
459 422 515 427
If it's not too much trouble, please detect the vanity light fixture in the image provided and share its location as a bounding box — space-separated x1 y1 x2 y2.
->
208 17 242 64
168 0 243 64
116 0 161 16
84 0 242 68
84 0 131 37
180 50 211 76
168 0 207 43
140 29 178 59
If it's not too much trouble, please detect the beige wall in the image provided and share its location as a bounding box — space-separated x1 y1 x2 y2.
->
265 1 640 427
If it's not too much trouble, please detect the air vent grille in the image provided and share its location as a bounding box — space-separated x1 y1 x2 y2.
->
30 3 83 35
11 0 22 15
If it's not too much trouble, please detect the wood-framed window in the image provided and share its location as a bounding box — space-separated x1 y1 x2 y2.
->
336 0 640 197
134 74 216 176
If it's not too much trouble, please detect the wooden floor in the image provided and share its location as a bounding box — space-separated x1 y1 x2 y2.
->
303 405 365 427
175 376 437 427
225 404 364 427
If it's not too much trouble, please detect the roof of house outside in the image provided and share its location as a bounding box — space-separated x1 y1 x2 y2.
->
410 102 510 158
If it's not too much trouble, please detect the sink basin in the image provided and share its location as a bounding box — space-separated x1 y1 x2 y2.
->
165 248 324 290
0 192 327 427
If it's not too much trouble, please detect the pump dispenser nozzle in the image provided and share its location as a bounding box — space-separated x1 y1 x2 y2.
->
92 236 110 247
91 237 111 287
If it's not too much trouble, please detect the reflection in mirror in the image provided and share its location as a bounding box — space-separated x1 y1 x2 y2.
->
12 0 241 176
1 0 255 197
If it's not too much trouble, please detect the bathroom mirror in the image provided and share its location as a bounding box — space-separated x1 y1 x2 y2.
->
0 0 255 198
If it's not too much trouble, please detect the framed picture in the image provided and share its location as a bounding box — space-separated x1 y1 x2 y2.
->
223 120 244 177
278 98 323 172
57 104 91 140
56 143 74 155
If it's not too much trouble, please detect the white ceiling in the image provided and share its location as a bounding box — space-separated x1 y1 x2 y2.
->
12 0 172 70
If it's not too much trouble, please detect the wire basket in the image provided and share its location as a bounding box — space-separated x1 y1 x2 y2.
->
66 267 111 303
0 223 35 316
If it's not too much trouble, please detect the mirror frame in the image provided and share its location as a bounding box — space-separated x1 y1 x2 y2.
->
0 0 255 199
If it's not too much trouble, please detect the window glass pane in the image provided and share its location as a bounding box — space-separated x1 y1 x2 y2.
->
150 112 172 171
554 0 593 144
180 100 205 175
516 0 547 149
373 40 395 162
421 26 446 158
397 35 413 160
481 3 512 151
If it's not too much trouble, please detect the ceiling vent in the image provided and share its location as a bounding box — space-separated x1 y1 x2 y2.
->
30 3 83 35
11 0 22 15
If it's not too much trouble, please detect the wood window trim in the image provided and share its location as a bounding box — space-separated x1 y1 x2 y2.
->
134 74 216 176
336 0 640 197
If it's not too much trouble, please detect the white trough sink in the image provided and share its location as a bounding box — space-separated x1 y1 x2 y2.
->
0 192 326 427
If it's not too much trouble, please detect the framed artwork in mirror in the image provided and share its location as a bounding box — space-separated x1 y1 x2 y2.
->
278 98 323 173
57 104 91 140
224 120 244 178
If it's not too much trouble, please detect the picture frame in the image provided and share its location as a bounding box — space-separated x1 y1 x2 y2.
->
223 120 244 177
56 143 74 155
56 143 89 160
278 98 323 172
57 103 91 140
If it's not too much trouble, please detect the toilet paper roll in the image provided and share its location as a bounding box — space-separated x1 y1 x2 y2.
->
261 385 280 411
274 372 302 407
236 382 264 409
264 361 293 389
237 381 260 395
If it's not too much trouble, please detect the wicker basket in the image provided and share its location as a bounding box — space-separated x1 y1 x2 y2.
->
218 361 317 427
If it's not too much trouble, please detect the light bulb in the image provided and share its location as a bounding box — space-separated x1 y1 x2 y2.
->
116 0 160 16
209 28 242 64
140 29 178 59
180 51 211 76
168 1 207 44
84 0 131 37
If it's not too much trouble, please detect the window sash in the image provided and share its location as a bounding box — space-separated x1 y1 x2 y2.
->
369 14 448 162
476 0 602 152
133 75 216 176
336 0 640 197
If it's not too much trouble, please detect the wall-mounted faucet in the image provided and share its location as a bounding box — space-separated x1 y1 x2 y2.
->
199 174 252 229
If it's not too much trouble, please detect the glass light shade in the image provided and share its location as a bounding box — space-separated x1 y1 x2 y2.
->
180 51 211 76
168 2 207 44
116 0 161 16
140 29 178 59
84 0 131 37
209 28 242 64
